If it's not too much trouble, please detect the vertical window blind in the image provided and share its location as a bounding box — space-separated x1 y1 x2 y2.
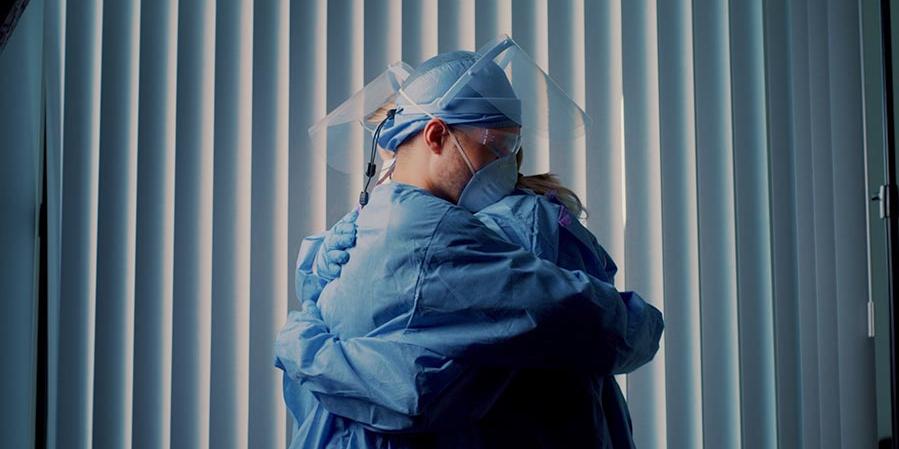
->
0 0 877 448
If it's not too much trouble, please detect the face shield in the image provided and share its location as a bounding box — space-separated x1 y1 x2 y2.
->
307 62 413 175
452 125 523 159
394 35 590 170
307 35 589 207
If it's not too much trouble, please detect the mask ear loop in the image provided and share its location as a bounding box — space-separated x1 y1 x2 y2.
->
397 88 477 176
447 129 476 175
376 157 397 185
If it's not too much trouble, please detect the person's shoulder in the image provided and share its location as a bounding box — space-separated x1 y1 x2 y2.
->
529 191 569 217
373 183 462 240
497 191 566 237
478 190 542 222
494 190 541 209
429 200 512 250
495 190 568 223
435 201 485 230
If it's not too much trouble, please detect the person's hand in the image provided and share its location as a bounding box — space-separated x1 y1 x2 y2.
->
300 300 321 316
313 209 359 281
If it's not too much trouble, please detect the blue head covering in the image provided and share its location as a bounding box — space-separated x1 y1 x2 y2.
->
377 51 522 151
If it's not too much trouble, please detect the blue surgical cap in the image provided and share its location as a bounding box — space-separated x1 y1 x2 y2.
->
377 51 522 151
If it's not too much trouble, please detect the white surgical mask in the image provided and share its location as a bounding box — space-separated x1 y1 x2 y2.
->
450 131 518 212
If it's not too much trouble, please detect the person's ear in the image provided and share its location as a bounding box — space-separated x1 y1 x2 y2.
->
422 118 448 155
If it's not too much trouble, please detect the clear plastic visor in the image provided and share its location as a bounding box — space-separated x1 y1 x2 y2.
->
398 35 590 173
307 62 413 174
307 35 590 176
453 125 522 158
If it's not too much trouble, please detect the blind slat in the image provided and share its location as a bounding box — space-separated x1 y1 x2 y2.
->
787 1 823 447
730 0 778 447
547 0 586 198
287 2 329 443
209 0 254 447
763 0 803 446
93 0 140 446
364 0 403 83
248 0 290 447
692 0 742 446
288 0 328 312
827 0 878 446
0 2 43 447
401 0 438 66
170 0 216 447
133 0 177 447
584 0 627 396
511 0 549 174
621 0 667 446
583 0 624 284
807 2 842 447
325 0 364 225
55 1 103 447
43 0 66 445
657 0 702 446
438 0 475 52
475 0 512 48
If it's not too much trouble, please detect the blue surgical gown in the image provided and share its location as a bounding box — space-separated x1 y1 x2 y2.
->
276 182 664 449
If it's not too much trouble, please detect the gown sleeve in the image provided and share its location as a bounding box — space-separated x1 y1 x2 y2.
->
294 233 328 303
405 206 663 371
276 303 510 433
275 206 664 432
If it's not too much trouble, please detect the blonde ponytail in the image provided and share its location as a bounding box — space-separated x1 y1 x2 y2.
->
515 145 586 218
516 173 587 219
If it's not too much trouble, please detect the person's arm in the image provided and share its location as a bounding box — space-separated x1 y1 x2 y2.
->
284 207 520 433
527 194 659 374
294 234 327 303
612 291 663 374
293 210 358 303
276 207 663 431
276 302 509 433
406 206 663 372
557 219 660 375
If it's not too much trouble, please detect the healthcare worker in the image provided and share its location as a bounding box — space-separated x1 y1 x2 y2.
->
276 35 664 449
